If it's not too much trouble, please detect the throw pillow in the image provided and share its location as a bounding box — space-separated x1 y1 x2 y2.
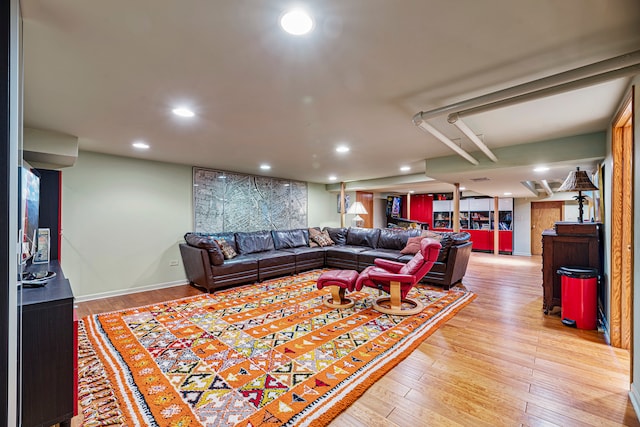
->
400 236 423 255
308 227 321 238
215 239 237 260
311 230 335 247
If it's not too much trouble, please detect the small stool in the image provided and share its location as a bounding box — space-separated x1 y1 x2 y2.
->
317 270 359 309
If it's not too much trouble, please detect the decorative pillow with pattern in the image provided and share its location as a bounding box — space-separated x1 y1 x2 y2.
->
311 230 335 247
215 239 237 259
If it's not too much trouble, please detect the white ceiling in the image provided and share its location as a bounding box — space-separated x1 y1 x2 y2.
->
20 0 640 197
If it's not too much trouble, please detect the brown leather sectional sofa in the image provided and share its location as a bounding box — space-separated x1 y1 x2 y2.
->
179 227 472 293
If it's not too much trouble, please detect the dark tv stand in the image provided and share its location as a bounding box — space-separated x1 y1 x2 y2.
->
21 261 76 427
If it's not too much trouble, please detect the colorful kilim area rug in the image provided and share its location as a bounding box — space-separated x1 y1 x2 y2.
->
78 269 475 427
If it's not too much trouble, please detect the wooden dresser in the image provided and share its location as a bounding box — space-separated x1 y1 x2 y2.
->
541 222 603 314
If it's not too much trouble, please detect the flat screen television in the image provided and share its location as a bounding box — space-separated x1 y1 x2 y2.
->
19 166 40 264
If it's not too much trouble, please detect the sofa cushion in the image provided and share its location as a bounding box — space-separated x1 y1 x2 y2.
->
235 231 275 254
324 227 348 245
377 228 420 250
184 233 225 266
311 230 334 247
358 249 403 269
215 239 237 260
346 227 381 249
272 229 308 249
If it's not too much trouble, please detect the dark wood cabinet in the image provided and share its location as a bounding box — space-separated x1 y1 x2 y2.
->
21 261 75 427
541 222 603 314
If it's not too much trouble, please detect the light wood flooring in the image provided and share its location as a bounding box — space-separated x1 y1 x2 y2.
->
73 253 639 426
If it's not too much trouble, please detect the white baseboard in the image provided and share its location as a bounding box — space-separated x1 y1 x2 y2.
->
630 383 640 421
74 279 188 303
512 251 532 257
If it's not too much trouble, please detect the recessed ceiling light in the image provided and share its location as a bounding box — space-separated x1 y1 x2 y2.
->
459 187 466 191
504 192 512 196
172 107 195 117
335 145 350 153
400 166 411 172
409 190 415 194
260 164 271 170
280 9 314 35
132 141 150 149
328 176 337 181
533 166 549 172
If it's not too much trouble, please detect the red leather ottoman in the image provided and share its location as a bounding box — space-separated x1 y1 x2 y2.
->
317 270 359 309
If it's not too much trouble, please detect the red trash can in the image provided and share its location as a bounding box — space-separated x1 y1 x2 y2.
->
557 266 598 330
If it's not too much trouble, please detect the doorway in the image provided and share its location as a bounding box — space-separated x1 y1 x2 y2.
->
356 191 374 228
530 201 563 255
610 91 634 350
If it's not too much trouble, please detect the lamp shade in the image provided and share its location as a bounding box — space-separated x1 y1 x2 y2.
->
347 201 368 215
557 167 598 192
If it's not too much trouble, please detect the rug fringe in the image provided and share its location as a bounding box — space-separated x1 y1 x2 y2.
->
76 320 127 427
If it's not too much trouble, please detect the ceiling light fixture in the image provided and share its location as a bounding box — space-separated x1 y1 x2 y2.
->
504 192 512 196
335 145 350 153
400 166 411 172
280 9 314 35
328 175 337 181
172 107 195 117
534 166 549 172
260 164 271 170
132 141 150 149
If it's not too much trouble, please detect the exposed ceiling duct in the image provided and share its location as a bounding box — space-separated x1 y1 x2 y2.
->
413 50 640 164
447 114 498 162
413 50 640 122
414 120 479 165
540 180 554 197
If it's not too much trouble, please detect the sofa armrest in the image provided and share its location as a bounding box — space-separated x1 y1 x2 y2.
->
445 241 472 286
179 243 214 292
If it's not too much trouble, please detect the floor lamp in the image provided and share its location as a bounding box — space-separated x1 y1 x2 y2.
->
347 201 368 228
557 167 598 223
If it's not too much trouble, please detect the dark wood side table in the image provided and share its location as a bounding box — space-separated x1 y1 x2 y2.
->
21 261 76 427
541 222 603 314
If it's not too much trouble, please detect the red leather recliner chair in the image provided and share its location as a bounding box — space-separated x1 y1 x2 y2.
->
356 238 442 315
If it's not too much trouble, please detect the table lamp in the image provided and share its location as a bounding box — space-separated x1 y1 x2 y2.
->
557 167 598 223
347 201 368 227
